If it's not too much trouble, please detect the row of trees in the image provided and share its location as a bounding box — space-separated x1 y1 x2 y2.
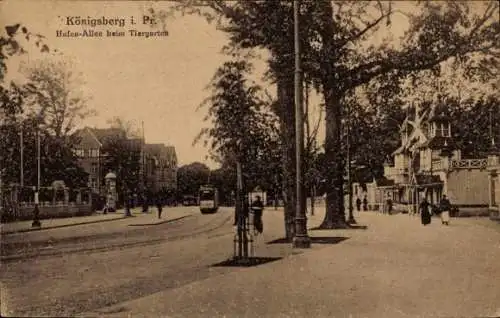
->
163 1 499 239
1 25 153 203
1 25 93 190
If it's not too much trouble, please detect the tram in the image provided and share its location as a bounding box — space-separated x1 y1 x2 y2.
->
199 185 219 214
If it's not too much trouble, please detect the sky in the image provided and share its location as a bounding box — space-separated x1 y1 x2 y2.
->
0 1 413 169
2 1 492 169
1 0 240 169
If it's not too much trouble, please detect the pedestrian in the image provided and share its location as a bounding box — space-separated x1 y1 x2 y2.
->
387 196 393 215
142 193 149 213
439 194 451 226
356 197 362 212
251 195 264 235
362 196 368 211
156 194 163 219
419 197 432 226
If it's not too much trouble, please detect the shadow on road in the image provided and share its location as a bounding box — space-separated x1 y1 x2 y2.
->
309 225 368 231
211 257 283 268
266 236 349 245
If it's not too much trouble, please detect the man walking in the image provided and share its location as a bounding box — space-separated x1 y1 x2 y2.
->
251 195 264 235
356 197 362 212
156 193 163 219
362 196 368 211
387 196 393 215
439 194 451 226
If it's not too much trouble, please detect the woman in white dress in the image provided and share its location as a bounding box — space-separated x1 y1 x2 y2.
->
439 195 451 225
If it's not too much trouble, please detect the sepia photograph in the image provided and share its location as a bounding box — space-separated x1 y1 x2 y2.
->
1 0 499 317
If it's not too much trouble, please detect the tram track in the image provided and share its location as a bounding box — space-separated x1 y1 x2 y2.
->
5 218 239 318
1 213 234 263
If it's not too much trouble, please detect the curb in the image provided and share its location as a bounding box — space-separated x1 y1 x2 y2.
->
128 215 192 227
1 215 130 235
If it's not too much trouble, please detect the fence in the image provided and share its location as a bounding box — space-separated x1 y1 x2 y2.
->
1 184 93 223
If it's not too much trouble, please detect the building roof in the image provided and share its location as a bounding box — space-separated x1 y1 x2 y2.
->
420 136 456 150
144 143 177 166
393 144 410 155
73 127 103 148
105 172 116 179
428 102 451 122
91 128 126 142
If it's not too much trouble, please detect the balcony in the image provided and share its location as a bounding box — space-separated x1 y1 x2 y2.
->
384 166 408 177
450 159 487 170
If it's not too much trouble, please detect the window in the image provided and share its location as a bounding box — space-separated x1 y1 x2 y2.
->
85 149 99 158
91 163 98 174
75 149 85 157
436 123 450 137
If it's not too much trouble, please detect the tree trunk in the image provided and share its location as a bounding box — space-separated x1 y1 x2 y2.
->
316 0 349 229
277 74 296 240
310 185 315 216
319 87 349 229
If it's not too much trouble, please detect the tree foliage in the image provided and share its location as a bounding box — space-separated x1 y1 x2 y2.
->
177 162 210 196
1 24 90 190
161 1 499 230
100 131 142 200
23 59 95 138
1 118 88 189
195 60 281 192
106 116 141 139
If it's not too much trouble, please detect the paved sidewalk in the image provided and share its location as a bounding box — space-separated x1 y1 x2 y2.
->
1 212 125 235
81 209 500 318
0 207 191 235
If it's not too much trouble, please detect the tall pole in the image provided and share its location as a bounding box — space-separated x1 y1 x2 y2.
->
20 124 24 187
490 107 495 146
141 120 148 212
37 129 40 190
142 120 145 190
293 0 311 249
32 126 41 227
235 159 248 259
347 108 356 224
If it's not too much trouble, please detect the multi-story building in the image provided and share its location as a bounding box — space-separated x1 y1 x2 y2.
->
73 127 108 194
359 102 494 216
144 143 178 193
73 127 177 198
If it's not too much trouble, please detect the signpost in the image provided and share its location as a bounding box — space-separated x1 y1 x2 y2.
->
32 128 41 228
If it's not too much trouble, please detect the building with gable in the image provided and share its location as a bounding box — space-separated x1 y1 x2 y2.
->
73 127 177 198
359 102 497 216
144 143 178 194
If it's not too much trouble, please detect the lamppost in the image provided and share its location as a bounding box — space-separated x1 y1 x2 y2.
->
20 123 24 188
32 126 41 228
346 103 356 224
292 0 311 249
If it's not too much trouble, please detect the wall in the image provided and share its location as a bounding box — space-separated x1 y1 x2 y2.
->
446 168 489 206
3 203 93 222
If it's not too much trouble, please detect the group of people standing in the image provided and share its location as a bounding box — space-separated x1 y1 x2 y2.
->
141 193 165 219
354 193 452 227
419 195 452 226
355 197 369 212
